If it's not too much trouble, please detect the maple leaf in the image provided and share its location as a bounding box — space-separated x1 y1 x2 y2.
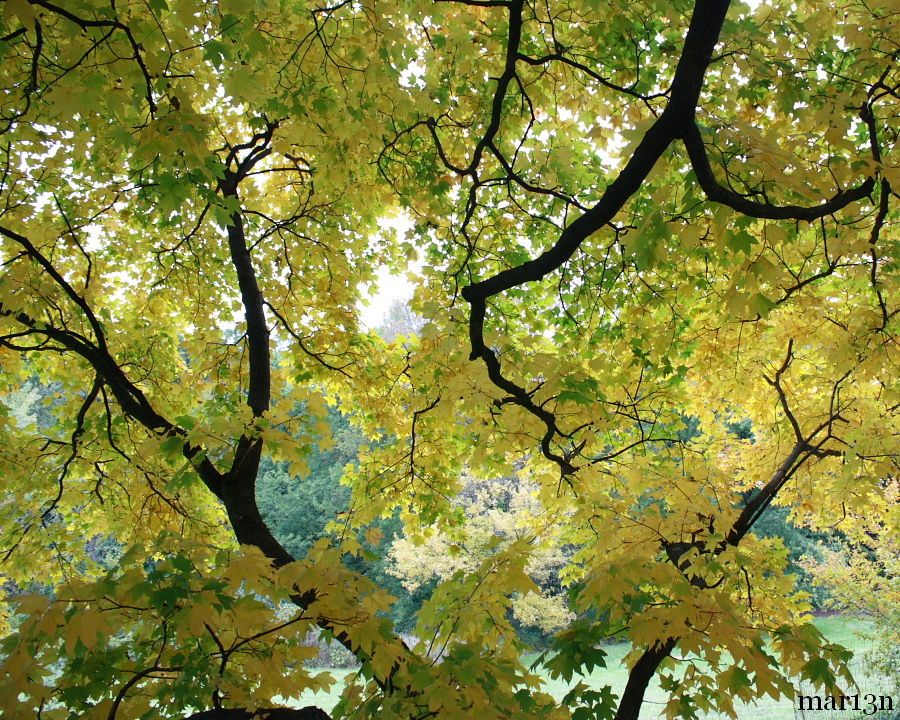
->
0 1 896 719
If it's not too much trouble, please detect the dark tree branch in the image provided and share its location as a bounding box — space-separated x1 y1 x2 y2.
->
463 0 525 177
730 350 852 545
461 0 731 478
449 1 878 714
108 664 183 720
682 122 875 220
0 27 27 43
635 356 852 718
0 302 170 432
1 104 422 687
516 51 667 102
0 20 42 134
463 0 731 302
408 394 442 483
762 339 803 443
488 140 586 209
42 374 102 521
728 439 807 546
615 638 678 720
219 125 276 421
434 0 511 9
30 0 158 113
264 301 354 378
0 224 109 353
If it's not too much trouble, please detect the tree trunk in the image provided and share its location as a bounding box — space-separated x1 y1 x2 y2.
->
614 638 677 720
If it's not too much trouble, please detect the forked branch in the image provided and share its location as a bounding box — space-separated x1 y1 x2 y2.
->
683 122 875 220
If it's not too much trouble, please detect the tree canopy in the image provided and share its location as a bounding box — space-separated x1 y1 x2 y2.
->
0 0 897 719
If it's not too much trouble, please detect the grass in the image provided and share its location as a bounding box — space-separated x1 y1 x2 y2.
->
294 616 891 720
809 615 873 648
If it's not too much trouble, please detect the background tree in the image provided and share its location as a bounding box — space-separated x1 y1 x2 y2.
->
0 1 897 720
256 403 424 635
388 472 575 644
800 479 900 684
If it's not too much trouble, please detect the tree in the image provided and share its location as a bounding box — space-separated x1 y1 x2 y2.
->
0 0 897 719
388 472 575 642
255 405 362 563
256 405 423 635
800 479 900 683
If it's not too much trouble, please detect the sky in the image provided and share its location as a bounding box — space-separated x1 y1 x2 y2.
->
357 214 417 329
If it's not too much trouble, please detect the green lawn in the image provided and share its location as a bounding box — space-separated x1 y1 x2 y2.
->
294 617 891 720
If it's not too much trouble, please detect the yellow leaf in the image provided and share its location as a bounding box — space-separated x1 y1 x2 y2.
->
4 0 35 31
364 526 385 546
13 593 51 615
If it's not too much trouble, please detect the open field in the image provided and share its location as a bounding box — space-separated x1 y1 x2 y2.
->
295 617 897 720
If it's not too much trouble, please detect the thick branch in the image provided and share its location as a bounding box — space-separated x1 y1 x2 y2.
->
728 439 806 545
683 122 875 220
731 362 851 544
622 343 852 718
615 638 678 720
463 0 730 316
214 127 421 687
0 303 168 430
213 128 291 566
463 0 525 175
461 0 731 474
220 192 271 420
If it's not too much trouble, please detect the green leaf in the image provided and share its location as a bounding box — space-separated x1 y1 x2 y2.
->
160 435 185 462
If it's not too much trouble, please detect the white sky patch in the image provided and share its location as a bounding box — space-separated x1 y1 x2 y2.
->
357 264 417 329
357 212 418 330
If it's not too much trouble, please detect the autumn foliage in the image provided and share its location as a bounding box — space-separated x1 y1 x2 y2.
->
0 0 897 719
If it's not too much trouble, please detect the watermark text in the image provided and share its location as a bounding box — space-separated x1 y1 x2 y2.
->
797 693 895 716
